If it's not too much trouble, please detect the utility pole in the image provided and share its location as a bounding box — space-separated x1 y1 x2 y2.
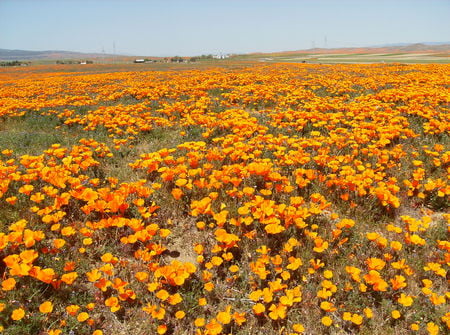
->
113 41 116 64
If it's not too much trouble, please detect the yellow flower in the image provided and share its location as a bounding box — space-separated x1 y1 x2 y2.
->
323 270 333 279
391 310 401 319
268 303 286 320
410 323 420 331
77 312 89 322
363 307 373 319
11 308 25 321
351 313 363 325
343 312 352 321
390 240 403 251
293 323 305 333
156 289 169 301
398 293 414 307
195 318 205 327
253 303 265 315
426 322 439 335
167 293 183 305
135 272 148 282
157 325 167 334
204 282 214 291
1 277 16 291
39 301 54 314
321 316 333 326
320 301 336 312
217 306 232 324
175 311 185 319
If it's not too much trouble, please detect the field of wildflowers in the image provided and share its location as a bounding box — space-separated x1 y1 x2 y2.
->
0 63 448 334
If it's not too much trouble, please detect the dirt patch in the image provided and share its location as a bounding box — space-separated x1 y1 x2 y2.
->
165 216 202 264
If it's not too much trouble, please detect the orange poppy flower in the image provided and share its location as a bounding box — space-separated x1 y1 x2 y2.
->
39 301 54 314
11 308 25 321
1 277 16 291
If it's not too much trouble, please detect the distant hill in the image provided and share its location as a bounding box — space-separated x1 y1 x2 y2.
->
371 41 450 47
2 42 449 61
396 43 450 52
0 49 118 60
251 43 450 56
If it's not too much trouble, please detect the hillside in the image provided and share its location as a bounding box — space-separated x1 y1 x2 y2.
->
251 43 450 56
0 49 117 60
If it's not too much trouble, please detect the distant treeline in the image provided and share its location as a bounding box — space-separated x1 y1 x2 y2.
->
189 55 214 62
0 60 31 67
169 55 214 62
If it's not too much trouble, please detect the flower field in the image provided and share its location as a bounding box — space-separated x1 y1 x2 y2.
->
0 63 448 334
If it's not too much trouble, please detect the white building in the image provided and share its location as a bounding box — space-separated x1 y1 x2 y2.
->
213 54 230 59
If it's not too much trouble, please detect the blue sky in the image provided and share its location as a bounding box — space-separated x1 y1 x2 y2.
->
1 0 449 56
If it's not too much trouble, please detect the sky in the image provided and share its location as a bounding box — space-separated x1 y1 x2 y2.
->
0 0 449 56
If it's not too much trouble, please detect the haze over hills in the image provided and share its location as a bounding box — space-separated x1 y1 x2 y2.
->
1 42 449 61
0 49 118 61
